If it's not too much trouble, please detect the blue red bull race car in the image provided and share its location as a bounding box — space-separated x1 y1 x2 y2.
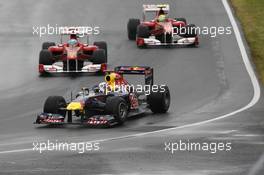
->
35 66 170 127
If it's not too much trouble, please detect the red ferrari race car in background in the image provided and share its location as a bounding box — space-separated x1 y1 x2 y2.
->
38 28 107 76
127 4 199 48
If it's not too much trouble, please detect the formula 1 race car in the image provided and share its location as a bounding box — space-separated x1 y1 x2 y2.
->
127 4 199 48
35 66 170 127
38 28 107 76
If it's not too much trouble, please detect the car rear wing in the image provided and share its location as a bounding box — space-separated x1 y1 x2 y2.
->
143 4 170 12
114 66 154 86
59 27 90 44
59 27 89 35
142 4 170 21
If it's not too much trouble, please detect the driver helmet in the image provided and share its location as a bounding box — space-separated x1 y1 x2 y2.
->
105 73 124 91
68 39 77 47
158 14 166 22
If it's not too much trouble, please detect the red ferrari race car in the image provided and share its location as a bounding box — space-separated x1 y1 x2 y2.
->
38 28 107 76
127 4 199 48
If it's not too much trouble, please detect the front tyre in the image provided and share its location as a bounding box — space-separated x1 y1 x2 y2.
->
137 25 150 38
91 49 107 64
43 96 67 118
106 97 128 125
94 41 107 61
127 18 140 40
39 50 53 76
39 50 53 65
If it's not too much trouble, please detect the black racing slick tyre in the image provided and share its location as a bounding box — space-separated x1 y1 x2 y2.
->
42 42 55 50
137 25 150 38
39 50 53 65
43 96 67 117
127 18 140 40
91 49 107 64
175 18 187 25
94 41 107 61
106 97 128 125
147 86 170 113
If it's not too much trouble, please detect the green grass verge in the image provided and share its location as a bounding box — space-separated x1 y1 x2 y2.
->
230 0 264 83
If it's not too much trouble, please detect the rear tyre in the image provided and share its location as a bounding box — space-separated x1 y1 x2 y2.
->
106 97 128 125
42 42 55 50
127 18 140 40
44 96 67 117
91 49 107 64
39 50 53 76
147 86 170 113
137 25 150 48
94 41 107 62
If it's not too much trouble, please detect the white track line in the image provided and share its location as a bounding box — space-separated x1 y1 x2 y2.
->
0 0 261 154
0 149 32 154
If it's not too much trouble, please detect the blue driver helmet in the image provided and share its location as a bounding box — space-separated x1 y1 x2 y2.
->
68 39 77 46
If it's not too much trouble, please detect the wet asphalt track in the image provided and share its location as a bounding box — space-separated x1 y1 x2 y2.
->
0 0 263 174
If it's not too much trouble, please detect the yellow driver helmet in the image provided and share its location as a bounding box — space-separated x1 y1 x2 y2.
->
105 73 118 90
